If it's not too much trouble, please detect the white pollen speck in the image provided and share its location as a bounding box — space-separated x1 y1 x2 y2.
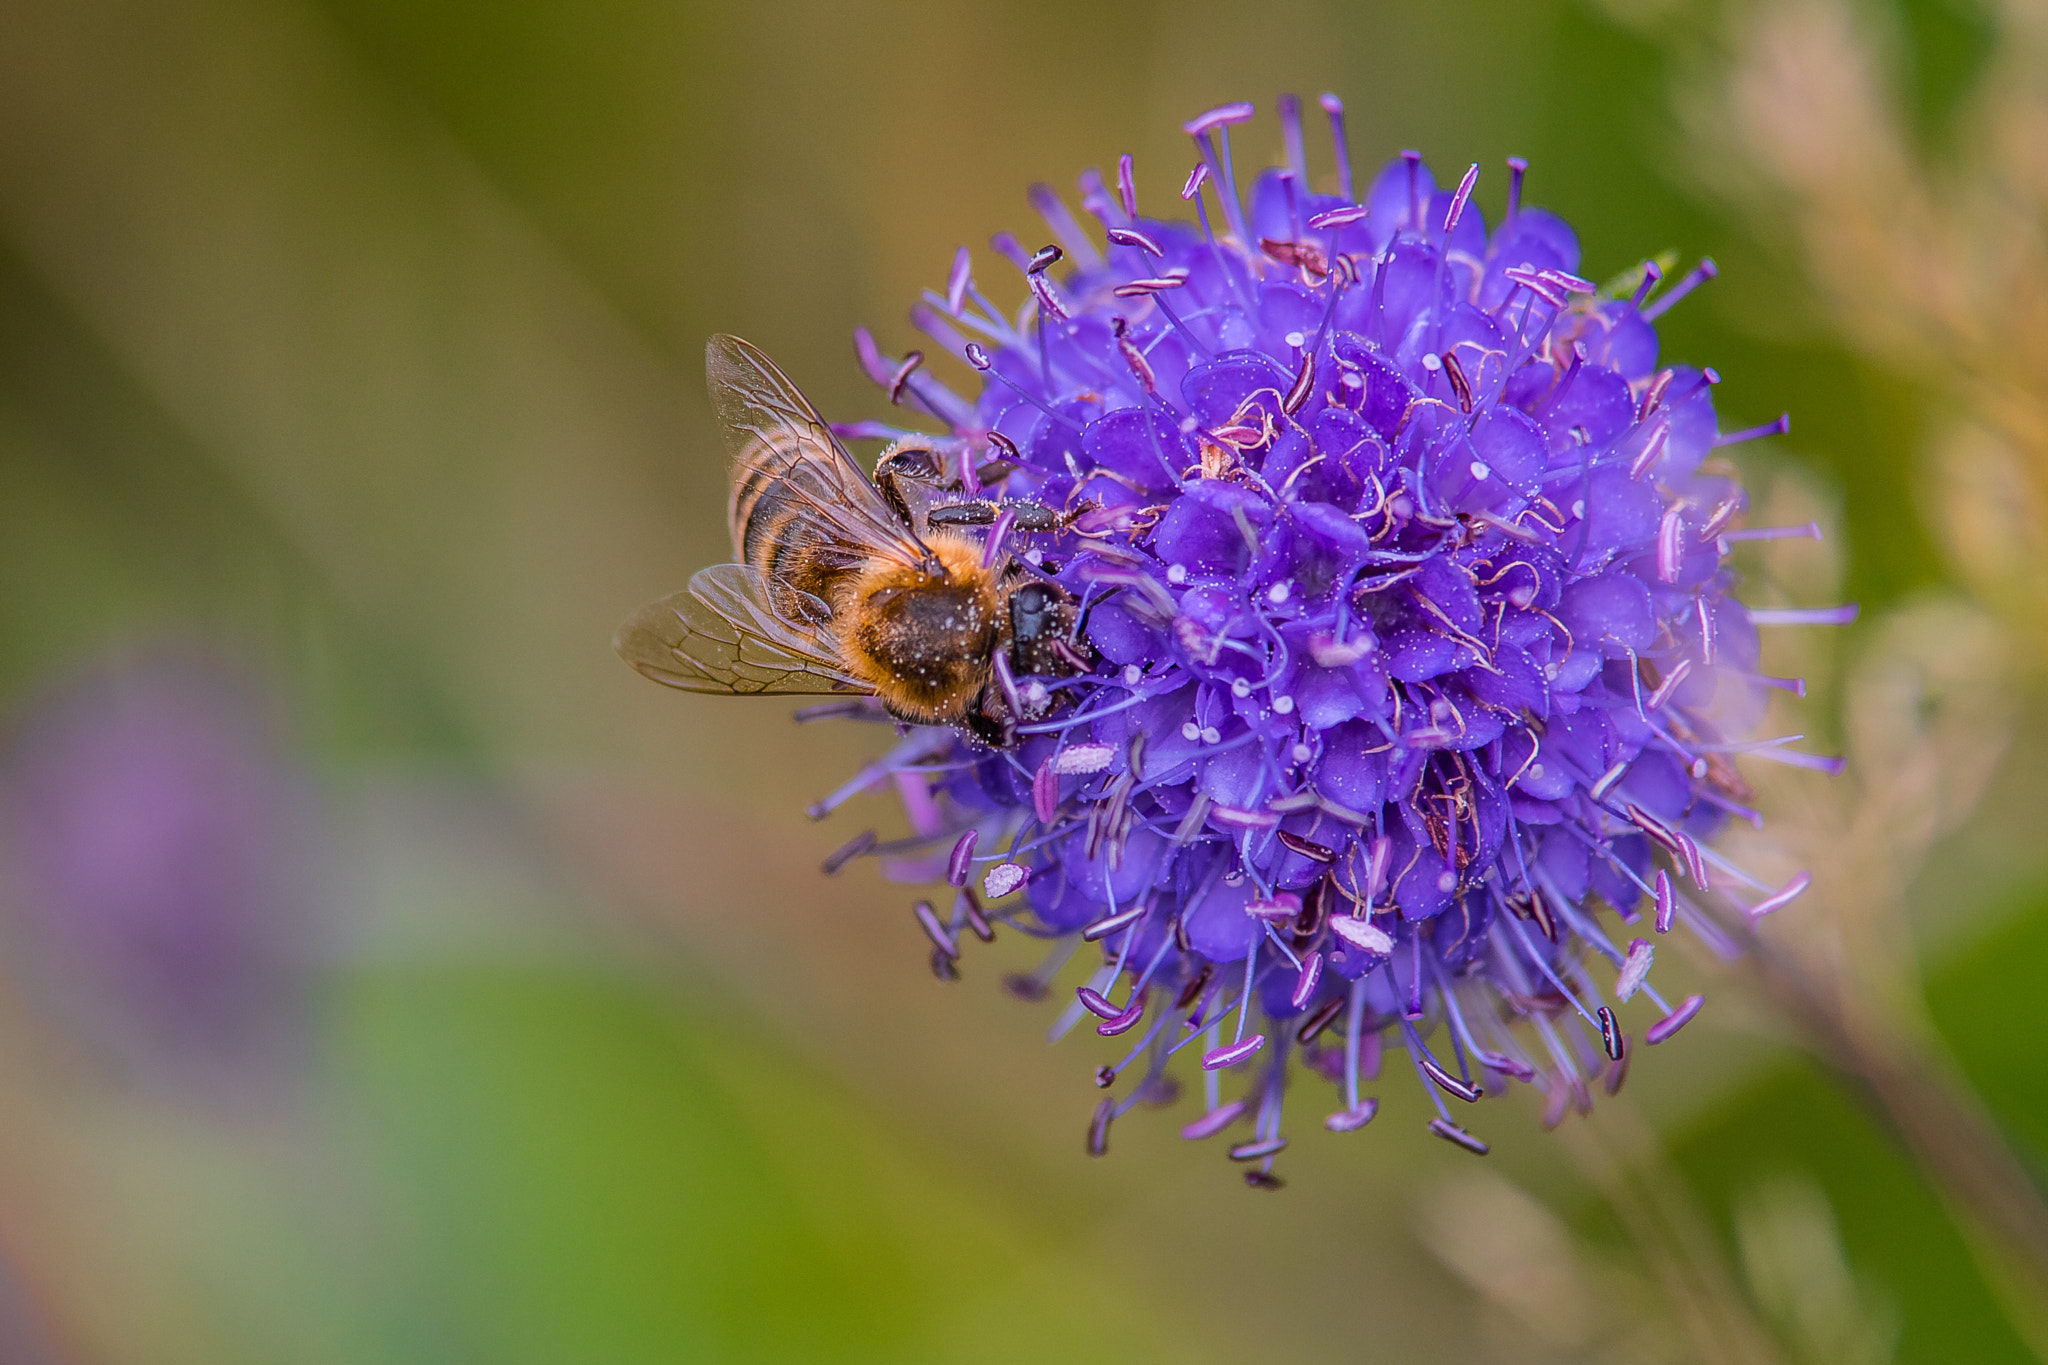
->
1272 695 1296 715
1053 742 1115 774
1284 330 1306 349
1167 563 1188 584
1571 500 1586 518
1469 461 1491 481
1292 743 1314 763
1330 917 1392 954
1200 726 1222 744
1691 758 1709 779
1422 353 1442 372
1341 372 1363 389
1544 663 1559 680
1528 763 1545 779
1436 871 1457 893
1231 678 1251 698
983 863 1029 899
1179 416 1199 434
1123 664 1142 685
1181 721 1202 741
1267 582 1290 604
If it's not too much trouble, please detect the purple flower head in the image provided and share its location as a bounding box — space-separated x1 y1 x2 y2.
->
0 647 319 1104
812 98 1850 1183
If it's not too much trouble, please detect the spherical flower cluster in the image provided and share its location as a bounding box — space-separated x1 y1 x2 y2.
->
819 97 1846 1184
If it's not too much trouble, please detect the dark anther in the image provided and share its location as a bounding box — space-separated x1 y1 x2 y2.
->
1597 1005 1623 1061
1292 879 1329 940
1027 243 1064 275
964 342 992 370
888 350 925 405
1428 1117 1490 1155
930 948 960 982
1441 350 1474 413
1604 1044 1631 1096
1243 1170 1286 1191
1295 994 1346 1045
1087 1097 1114 1157
1421 1055 1483 1103
1276 830 1336 863
821 829 877 875
1527 886 1560 943
1095 1065 1117 1089
1172 914 1191 953
1228 1136 1288 1161
961 889 995 943
1284 352 1315 415
1175 962 1213 1010
1002 972 1049 1002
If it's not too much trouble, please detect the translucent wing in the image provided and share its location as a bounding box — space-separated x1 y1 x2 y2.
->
708 334 932 572
614 563 862 696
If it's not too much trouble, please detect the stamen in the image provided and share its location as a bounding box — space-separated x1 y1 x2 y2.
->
1444 163 1480 235
1714 414 1791 447
1203 1035 1266 1070
1230 1136 1288 1161
1631 260 1662 308
945 245 972 315
1747 604 1859 626
1326 1099 1378 1132
1402 150 1422 232
1656 506 1685 583
1076 985 1122 1020
1083 903 1147 942
1319 94 1354 200
1645 993 1705 1044
1097 996 1148 1036
947 829 979 887
1596 1006 1623 1060
1027 184 1103 270
1032 758 1059 824
983 862 1030 899
1505 156 1528 224
1726 524 1823 548
821 829 877 875
1088 1098 1114 1156
1295 994 1345 1044
1277 94 1308 183
959 888 995 943
1181 1099 1248 1140
1421 1054 1483 1103
1647 660 1692 711
915 900 958 958
1118 153 1137 218
981 506 1018 570
1746 871 1811 919
1654 869 1677 933
1640 257 1718 322
1107 227 1164 256
1290 951 1324 1008
1428 1117 1490 1155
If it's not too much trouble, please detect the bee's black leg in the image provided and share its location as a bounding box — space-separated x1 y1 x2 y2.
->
964 686 1015 749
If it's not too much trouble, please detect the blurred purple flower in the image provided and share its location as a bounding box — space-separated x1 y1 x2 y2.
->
0 647 317 1102
824 97 1846 1182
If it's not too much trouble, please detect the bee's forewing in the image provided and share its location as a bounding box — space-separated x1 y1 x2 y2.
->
706 334 929 569
613 563 859 696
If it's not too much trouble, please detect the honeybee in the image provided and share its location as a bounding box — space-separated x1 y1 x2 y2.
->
616 334 1089 746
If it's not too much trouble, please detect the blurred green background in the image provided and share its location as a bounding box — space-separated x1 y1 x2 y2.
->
0 0 2039 1360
